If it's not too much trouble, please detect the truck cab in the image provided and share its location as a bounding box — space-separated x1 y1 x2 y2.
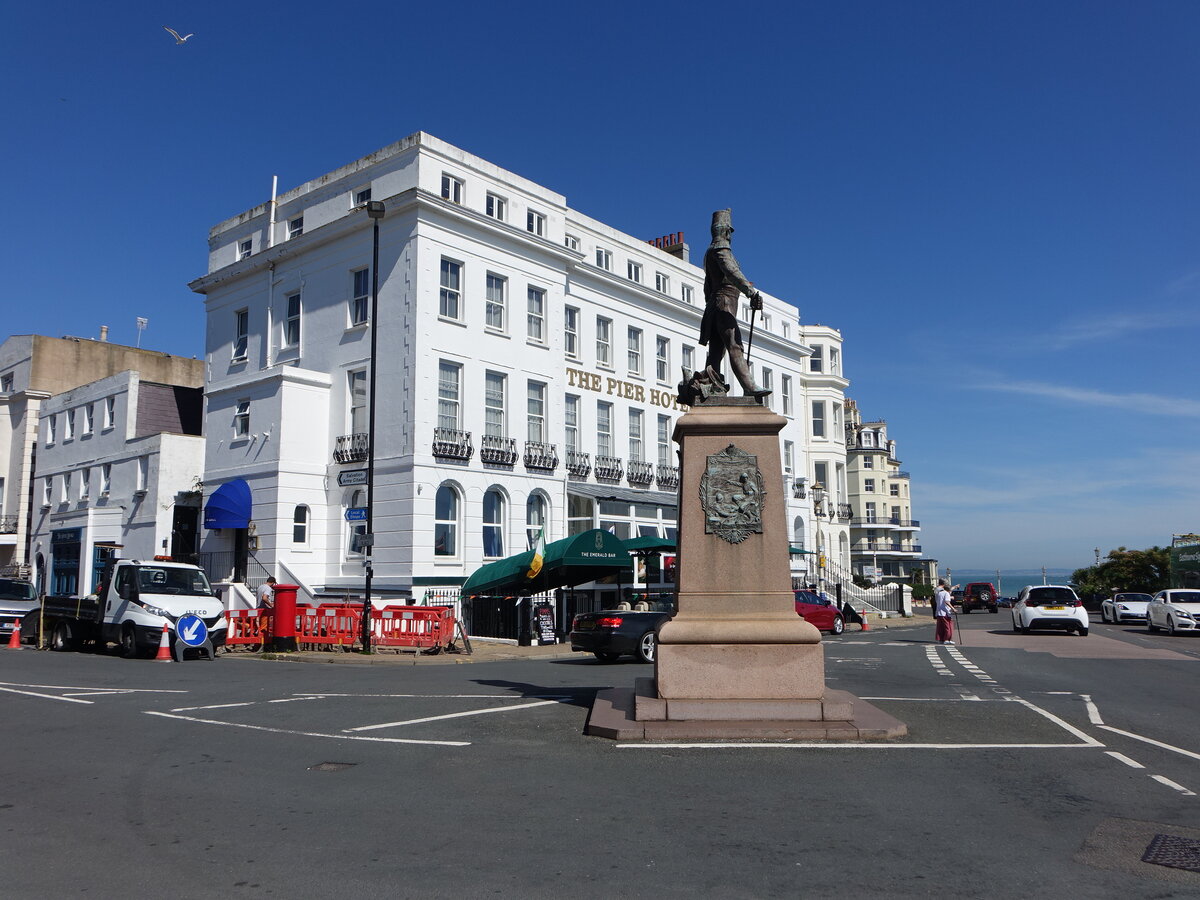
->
99 559 227 656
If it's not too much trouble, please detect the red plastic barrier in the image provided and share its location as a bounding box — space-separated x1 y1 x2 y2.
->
370 606 455 650
225 609 270 646
297 606 362 649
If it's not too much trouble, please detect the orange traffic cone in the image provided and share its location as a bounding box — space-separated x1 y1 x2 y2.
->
6 619 21 649
860 610 870 632
154 624 173 662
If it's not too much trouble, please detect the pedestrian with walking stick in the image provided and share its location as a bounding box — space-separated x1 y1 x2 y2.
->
934 579 956 645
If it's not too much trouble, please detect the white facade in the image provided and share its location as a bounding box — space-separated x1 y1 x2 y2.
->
191 132 849 599
29 371 204 595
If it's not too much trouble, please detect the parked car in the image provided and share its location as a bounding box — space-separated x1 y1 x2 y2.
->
1146 589 1200 635
0 579 38 640
1100 592 1152 625
960 582 999 614
570 601 674 663
1011 584 1089 636
793 590 845 635
997 597 1015 608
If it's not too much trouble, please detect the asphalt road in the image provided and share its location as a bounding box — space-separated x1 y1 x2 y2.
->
2 612 1198 898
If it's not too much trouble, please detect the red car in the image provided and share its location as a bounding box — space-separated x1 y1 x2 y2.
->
794 590 845 635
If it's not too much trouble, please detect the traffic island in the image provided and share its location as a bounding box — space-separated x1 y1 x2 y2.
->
584 397 907 743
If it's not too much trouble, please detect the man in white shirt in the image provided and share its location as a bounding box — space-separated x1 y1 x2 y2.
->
934 579 956 645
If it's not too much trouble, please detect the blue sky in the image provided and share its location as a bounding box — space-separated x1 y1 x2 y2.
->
2 1 1196 570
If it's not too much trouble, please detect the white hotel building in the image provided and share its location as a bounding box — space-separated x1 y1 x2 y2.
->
189 133 851 603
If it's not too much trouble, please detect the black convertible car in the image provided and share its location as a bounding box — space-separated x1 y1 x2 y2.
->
570 601 674 663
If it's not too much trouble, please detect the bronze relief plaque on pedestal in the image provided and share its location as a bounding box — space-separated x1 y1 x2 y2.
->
699 444 765 545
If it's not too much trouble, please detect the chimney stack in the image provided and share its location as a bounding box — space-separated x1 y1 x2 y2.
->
99 325 109 342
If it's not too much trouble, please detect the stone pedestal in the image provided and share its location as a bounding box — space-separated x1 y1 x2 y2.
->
585 397 905 742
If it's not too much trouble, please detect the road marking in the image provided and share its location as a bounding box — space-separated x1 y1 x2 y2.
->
1149 774 1196 796
144 711 470 747
62 691 125 697
860 696 1010 702
0 686 93 704
294 692 573 699
267 697 320 704
617 742 1103 750
1011 697 1104 746
345 699 559 732
170 702 256 712
1081 694 1104 725
1098 725 1200 762
0 681 186 694
1105 751 1144 769
952 686 982 701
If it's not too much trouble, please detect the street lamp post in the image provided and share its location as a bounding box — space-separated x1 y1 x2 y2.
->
362 200 385 653
811 482 826 596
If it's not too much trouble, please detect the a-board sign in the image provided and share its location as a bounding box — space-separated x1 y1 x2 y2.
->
345 507 368 522
338 470 369 487
533 601 556 645
176 614 208 647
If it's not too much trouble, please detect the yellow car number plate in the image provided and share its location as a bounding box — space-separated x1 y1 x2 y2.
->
1045 606 1066 611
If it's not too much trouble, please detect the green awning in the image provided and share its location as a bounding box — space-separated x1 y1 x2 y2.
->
789 546 816 555
461 528 634 596
622 536 676 554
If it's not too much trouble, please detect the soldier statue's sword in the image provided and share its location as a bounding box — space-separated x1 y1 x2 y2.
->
745 304 758 364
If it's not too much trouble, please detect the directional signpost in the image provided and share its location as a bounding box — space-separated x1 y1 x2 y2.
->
173 614 215 661
338 470 368 487
345 507 368 522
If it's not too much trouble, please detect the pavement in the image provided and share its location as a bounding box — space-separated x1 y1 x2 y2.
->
242 612 930 665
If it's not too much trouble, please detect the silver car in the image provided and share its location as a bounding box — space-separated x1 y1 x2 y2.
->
0 579 38 639
1147 590 1200 635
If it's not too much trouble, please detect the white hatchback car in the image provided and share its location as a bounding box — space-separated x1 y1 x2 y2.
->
1146 590 1200 635
1100 592 1152 625
1011 584 1089 636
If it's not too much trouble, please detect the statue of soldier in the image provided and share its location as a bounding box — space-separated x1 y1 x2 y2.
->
687 209 770 402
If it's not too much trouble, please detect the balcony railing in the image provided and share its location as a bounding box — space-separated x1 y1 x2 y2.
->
524 441 559 472
480 434 518 466
627 460 654 487
889 471 911 479
854 542 923 554
565 449 591 478
334 432 369 464
791 478 806 499
852 517 900 527
894 519 920 528
0 515 18 534
594 455 624 481
432 427 473 461
656 464 680 490
837 503 853 521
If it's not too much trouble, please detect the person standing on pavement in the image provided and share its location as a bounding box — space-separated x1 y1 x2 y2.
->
256 577 277 650
934 579 956 644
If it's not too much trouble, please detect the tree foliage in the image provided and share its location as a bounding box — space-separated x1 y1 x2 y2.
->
1071 546 1171 597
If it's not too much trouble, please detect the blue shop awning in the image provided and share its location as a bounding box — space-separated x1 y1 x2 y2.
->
204 478 253 529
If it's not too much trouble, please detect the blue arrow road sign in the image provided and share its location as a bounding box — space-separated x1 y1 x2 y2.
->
177 614 208 647
345 507 368 522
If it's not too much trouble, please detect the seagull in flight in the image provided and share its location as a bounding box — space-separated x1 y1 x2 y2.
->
163 26 194 44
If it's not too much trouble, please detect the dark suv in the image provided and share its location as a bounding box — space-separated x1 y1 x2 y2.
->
961 582 998 614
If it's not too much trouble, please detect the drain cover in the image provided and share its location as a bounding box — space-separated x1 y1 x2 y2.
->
1143 834 1200 873
308 762 357 772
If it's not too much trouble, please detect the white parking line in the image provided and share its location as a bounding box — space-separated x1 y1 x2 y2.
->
1081 694 1104 725
0 681 186 693
171 702 256 712
1010 697 1104 746
1098 725 1200 762
1105 751 1144 769
1150 774 1196 796
145 710 470 747
345 699 559 732
0 686 92 704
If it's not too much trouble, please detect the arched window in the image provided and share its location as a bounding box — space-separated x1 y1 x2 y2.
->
293 505 309 545
839 532 849 567
434 484 459 557
483 489 504 558
347 490 366 555
792 516 805 552
526 493 547 548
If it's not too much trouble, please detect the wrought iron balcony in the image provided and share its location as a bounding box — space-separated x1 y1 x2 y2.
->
480 434 518 466
524 440 559 471
0 515 18 534
627 460 654 487
334 432 369 464
889 471 911 479
854 542 923 554
837 503 853 521
432 427 473 461
851 517 900 527
791 478 806 499
565 449 591 478
594 454 624 481
656 464 680 490
894 519 920 528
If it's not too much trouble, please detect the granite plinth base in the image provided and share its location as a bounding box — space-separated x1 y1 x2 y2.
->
585 679 907 742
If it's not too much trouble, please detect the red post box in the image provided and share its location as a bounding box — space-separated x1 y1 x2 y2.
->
271 584 299 651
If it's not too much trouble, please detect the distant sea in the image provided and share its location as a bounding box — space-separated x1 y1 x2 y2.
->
947 569 1075 599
